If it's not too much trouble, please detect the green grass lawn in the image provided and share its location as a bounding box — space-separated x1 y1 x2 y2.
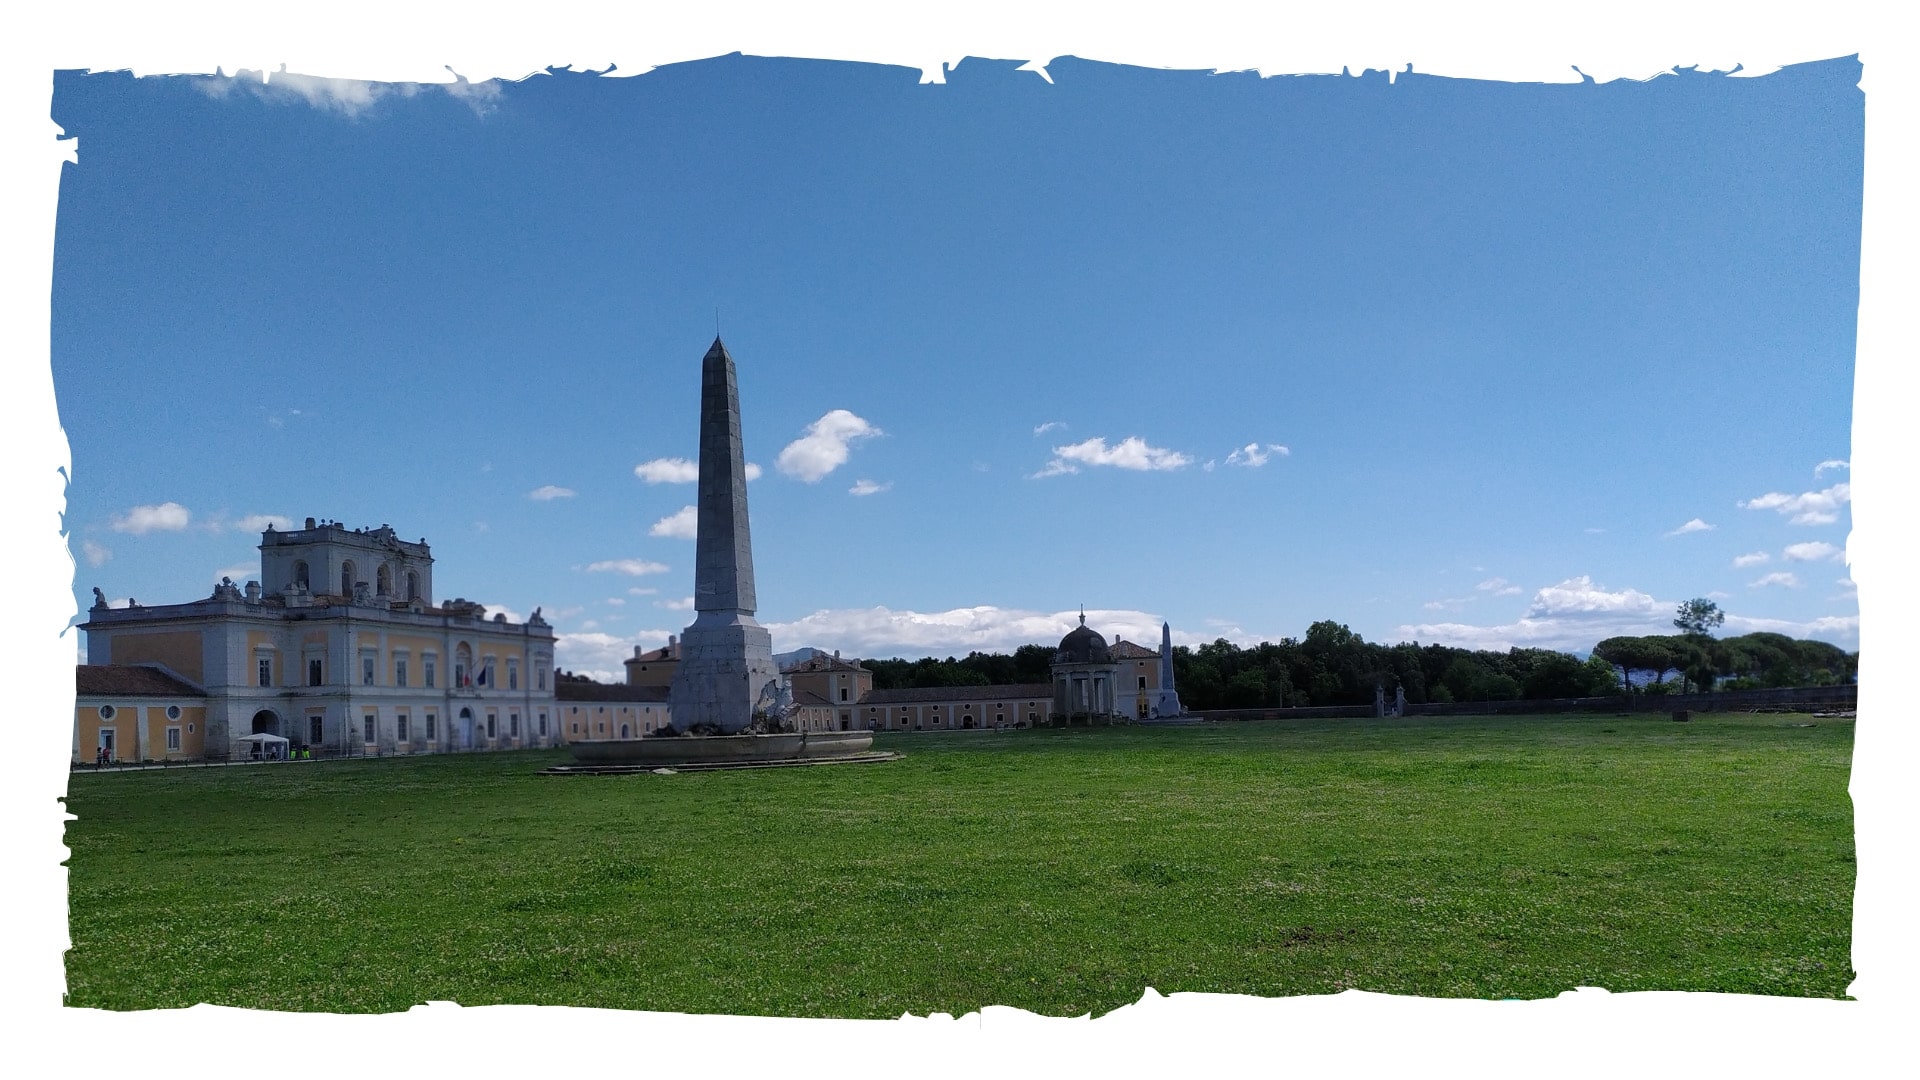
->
62 712 1855 1015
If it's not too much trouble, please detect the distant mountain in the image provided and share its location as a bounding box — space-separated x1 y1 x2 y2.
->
773 646 826 668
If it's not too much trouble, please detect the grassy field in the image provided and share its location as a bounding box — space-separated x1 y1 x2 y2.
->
62 712 1855 1015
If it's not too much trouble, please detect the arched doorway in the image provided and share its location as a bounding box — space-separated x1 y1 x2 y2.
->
251 709 281 737
457 707 475 750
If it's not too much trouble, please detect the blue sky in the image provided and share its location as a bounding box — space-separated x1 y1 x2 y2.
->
51 55 1861 680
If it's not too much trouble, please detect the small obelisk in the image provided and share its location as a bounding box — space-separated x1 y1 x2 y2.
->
667 337 784 734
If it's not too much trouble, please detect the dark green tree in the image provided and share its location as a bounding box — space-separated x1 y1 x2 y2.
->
1674 598 1726 637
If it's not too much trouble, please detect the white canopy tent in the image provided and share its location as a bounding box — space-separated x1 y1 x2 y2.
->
230 732 291 761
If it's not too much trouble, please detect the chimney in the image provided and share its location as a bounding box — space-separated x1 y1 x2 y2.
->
834 649 840 660
305 517 317 529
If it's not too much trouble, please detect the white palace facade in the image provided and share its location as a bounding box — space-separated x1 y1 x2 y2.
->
76 518 558 763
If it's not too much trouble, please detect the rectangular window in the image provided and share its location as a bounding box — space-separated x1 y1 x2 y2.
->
309 716 324 743
363 714 376 742
510 713 520 737
508 661 519 690
539 713 547 736
840 687 850 701
397 715 409 742
166 727 181 751
424 657 436 688
537 666 547 691
426 714 437 740
257 657 271 687
309 659 323 686
396 658 409 687
362 656 375 686
486 715 497 739
479 661 492 687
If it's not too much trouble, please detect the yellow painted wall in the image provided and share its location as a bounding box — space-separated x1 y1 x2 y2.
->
74 700 205 762
104 631 205 683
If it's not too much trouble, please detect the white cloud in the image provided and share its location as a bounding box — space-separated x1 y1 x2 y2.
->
529 485 576 501
745 463 763 481
213 563 256 584
1423 597 1473 612
605 597 625 607
1721 613 1857 648
192 69 501 119
649 506 698 539
549 606 585 621
762 605 1195 659
1750 572 1802 589
635 458 699 484
1225 442 1290 467
585 559 670 576
1782 541 1844 563
1035 436 1192 478
1584 527 1606 534
849 479 891 496
1732 552 1771 569
1814 459 1849 477
1739 482 1849 526
627 587 659 596
472 521 490 533
777 410 882 482
1475 578 1523 596
551 630 678 684
1394 576 1670 652
657 597 696 611
1664 518 1714 537
1033 421 1066 436
478 604 526 624
236 513 293 532
110 502 191 535
79 540 111 567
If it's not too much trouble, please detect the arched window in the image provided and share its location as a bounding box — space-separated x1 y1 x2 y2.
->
293 560 309 589
406 571 419 601
340 560 356 596
376 564 393 597
454 643 473 687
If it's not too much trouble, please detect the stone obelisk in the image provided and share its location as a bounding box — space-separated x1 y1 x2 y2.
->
1153 621 1185 718
667 337 784 734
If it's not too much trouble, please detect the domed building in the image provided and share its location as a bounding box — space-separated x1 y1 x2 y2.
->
1051 611 1125 724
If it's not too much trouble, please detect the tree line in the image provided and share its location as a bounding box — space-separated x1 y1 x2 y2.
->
856 600 1855 709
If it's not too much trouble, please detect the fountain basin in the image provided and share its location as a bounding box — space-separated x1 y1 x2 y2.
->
556 730 887 771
